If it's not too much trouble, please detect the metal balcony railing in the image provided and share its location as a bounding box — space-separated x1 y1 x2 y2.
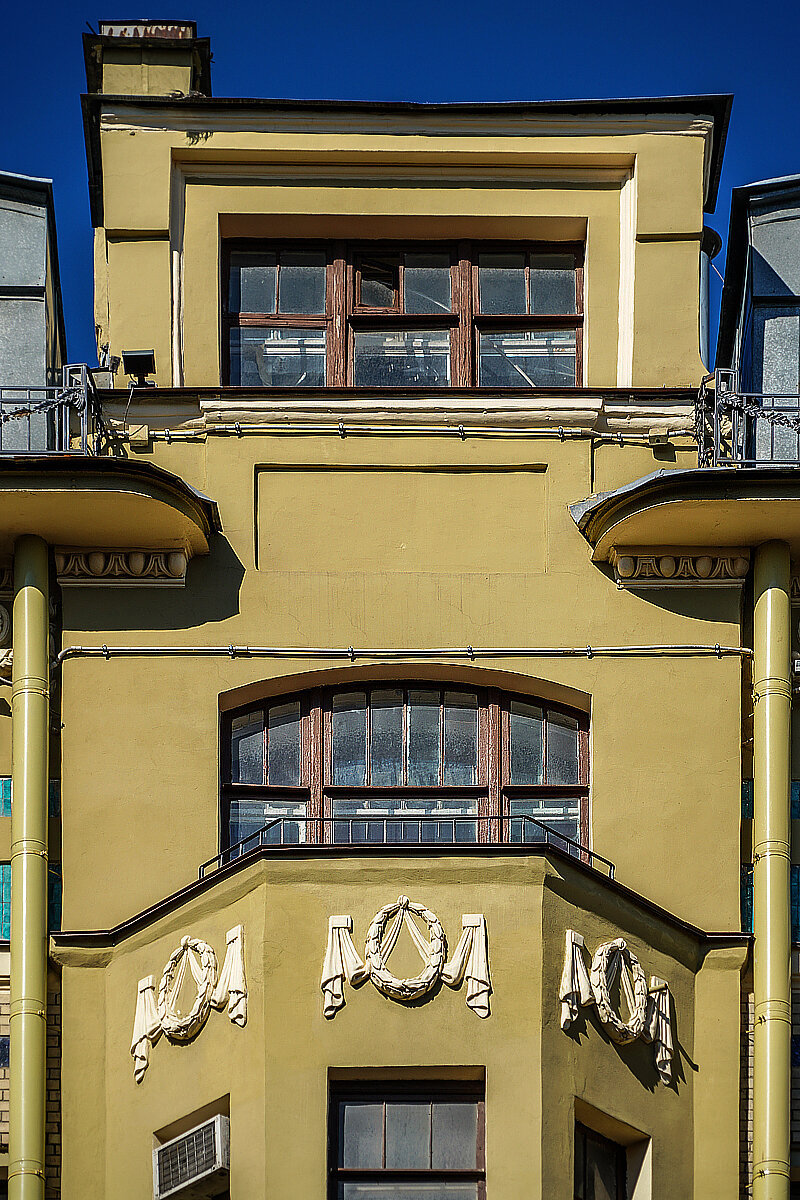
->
198 815 616 880
697 369 800 467
0 365 100 454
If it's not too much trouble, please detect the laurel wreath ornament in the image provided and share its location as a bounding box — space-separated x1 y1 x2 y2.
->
157 936 218 1041
365 895 447 1001
589 938 648 1044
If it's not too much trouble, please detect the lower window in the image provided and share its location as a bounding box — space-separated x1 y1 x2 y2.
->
574 1122 626 1200
330 1083 485 1199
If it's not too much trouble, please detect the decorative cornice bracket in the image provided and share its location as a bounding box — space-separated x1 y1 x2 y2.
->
610 546 750 589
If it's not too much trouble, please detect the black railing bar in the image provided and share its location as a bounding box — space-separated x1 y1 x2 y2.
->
200 814 615 879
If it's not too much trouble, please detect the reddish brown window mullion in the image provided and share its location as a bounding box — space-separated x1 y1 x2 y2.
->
486 690 501 842
453 243 472 387
308 692 324 844
329 245 346 387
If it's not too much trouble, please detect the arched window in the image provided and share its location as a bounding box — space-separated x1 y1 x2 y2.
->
223 685 588 851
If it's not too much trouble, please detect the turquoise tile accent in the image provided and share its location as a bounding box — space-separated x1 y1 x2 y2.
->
0 778 61 817
0 863 10 940
741 862 753 934
48 864 62 932
0 861 62 939
741 780 800 820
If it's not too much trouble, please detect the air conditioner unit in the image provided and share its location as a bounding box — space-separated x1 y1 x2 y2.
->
153 1114 230 1200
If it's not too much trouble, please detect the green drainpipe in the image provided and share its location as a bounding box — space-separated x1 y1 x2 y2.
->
752 540 791 1200
8 536 49 1200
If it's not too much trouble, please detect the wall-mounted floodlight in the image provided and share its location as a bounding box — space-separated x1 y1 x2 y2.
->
122 350 156 388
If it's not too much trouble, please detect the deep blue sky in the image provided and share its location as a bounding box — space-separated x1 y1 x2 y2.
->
2 0 799 367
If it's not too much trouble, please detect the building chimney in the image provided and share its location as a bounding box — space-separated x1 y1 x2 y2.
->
83 20 212 96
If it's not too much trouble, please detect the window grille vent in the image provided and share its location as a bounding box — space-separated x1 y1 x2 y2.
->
153 1115 230 1200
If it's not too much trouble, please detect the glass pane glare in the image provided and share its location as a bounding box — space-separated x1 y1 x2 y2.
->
229 252 276 313
370 690 404 786
547 712 580 784
332 693 368 786
353 330 450 387
407 690 441 785
385 1102 430 1168
229 326 325 387
530 253 576 314
479 329 576 387
267 701 301 786
404 254 452 314
479 253 526 314
341 1101 383 1168
431 1102 478 1169
509 797 579 847
228 799 307 848
230 712 263 784
509 701 543 784
278 250 326 314
443 692 478 785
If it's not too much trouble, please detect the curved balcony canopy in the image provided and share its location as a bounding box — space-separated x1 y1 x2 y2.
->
571 466 800 561
0 456 220 554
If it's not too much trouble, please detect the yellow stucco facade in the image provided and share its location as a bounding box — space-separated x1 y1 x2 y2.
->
1 22 773 1200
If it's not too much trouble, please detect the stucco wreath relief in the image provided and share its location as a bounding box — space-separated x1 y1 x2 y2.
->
321 895 491 1018
129 925 247 1083
558 930 674 1084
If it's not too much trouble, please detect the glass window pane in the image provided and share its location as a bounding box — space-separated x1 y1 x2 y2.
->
230 712 264 784
509 797 579 849
478 253 526 314
509 701 543 784
586 1133 621 1200
333 693 367 786
228 252 276 313
385 1101 430 1168
267 701 301 786
478 329 576 387
547 712 579 784
404 254 452 314
341 1185 478 1199
360 255 400 308
370 690 404 786
229 798 307 848
431 1101 478 1169
443 692 477 785
575 1127 586 1200
407 690 441 785
230 326 325 387
278 250 326 314
341 1101 383 1168
530 254 576 314
353 330 450 387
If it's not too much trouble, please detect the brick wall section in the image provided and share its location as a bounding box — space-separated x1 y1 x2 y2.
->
0 967 61 1197
741 990 753 1198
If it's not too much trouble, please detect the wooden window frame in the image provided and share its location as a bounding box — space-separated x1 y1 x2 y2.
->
222 240 583 388
221 684 589 851
328 1081 486 1200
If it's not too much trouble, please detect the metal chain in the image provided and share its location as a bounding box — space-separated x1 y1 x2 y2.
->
715 390 800 433
0 385 84 426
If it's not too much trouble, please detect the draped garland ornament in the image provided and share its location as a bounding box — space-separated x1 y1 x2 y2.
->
321 895 491 1018
557 929 674 1084
130 925 247 1083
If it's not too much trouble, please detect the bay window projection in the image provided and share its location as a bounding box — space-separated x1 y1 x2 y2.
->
223 686 587 850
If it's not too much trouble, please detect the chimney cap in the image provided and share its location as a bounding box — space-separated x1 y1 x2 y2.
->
97 20 197 39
